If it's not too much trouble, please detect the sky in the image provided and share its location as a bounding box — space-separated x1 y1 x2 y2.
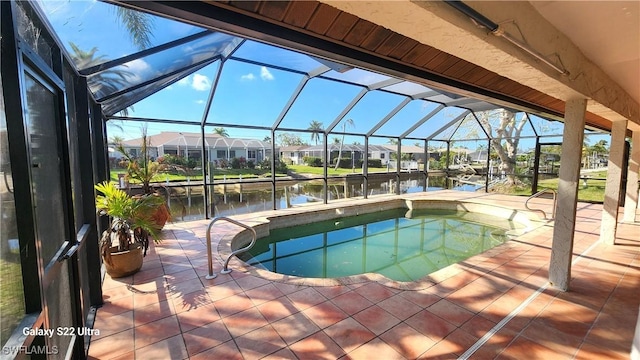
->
38 0 610 152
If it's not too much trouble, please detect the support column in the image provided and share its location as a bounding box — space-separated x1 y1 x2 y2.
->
549 98 586 291
624 130 639 223
600 120 628 244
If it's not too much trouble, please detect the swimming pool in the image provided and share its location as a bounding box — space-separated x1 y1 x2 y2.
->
237 208 520 282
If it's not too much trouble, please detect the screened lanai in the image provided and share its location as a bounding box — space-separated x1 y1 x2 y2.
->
40 0 610 220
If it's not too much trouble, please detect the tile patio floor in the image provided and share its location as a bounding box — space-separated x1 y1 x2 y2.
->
87 191 640 359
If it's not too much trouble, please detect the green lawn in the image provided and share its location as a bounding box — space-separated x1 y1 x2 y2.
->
287 164 393 176
1 255 25 344
110 168 282 183
511 173 606 202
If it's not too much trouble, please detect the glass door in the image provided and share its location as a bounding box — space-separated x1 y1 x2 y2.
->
22 67 76 357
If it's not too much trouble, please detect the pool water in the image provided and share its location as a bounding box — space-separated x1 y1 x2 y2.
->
238 209 515 282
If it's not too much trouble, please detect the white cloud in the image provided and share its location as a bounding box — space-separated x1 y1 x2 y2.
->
241 73 256 81
195 100 205 104
121 59 151 83
177 76 191 86
191 73 211 91
260 66 274 81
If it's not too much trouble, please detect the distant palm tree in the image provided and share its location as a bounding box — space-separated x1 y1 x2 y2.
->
263 136 271 143
334 118 354 170
213 127 229 137
308 120 323 145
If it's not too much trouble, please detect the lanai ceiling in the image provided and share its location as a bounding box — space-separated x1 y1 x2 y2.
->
111 0 640 133
530 1 639 106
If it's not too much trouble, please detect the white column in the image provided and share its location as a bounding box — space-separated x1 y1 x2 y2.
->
600 120 628 244
549 98 586 291
624 130 639 222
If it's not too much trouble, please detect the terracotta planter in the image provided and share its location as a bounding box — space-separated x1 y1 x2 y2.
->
103 244 143 278
132 193 170 231
151 202 171 231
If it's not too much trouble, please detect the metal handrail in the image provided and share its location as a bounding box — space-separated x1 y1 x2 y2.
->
205 216 257 279
525 189 557 220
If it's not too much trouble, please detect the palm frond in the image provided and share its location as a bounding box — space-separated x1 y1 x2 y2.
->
115 7 155 50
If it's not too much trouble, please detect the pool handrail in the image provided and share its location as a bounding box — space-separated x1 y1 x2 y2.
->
205 216 257 279
525 188 557 220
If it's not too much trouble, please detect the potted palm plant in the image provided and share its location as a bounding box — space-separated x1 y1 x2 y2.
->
115 128 171 230
95 181 164 278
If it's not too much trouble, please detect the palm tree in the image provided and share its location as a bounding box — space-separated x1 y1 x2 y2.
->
70 42 134 117
213 127 229 137
110 135 125 145
308 120 323 145
334 118 354 170
114 7 155 50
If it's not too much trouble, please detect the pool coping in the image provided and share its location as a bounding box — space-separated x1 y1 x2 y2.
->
214 193 549 290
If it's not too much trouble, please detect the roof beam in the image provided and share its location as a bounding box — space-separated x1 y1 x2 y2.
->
367 98 412 137
326 88 368 133
399 104 445 139
427 111 470 141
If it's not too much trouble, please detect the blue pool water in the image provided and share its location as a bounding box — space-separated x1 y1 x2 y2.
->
238 209 513 282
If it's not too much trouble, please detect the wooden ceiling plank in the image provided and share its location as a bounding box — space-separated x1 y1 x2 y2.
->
432 58 462 75
343 19 377 47
283 1 319 28
423 52 454 71
402 43 430 65
376 32 408 56
325 11 360 41
506 86 537 99
228 1 260 13
360 26 394 52
475 73 505 89
258 1 290 22
464 67 494 84
305 3 341 35
523 91 553 104
389 38 420 61
413 47 443 68
442 61 477 79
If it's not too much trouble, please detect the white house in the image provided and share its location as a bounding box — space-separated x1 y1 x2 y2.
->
116 132 272 165
279 143 426 165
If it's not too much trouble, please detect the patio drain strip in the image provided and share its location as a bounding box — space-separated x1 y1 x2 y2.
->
458 237 602 360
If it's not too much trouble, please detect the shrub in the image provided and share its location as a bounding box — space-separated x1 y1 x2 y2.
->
230 157 241 169
275 159 288 173
303 156 323 167
247 160 255 169
258 159 270 169
335 158 353 168
217 158 228 169
367 159 382 168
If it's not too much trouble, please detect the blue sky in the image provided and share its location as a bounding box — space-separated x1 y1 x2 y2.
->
38 0 609 151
